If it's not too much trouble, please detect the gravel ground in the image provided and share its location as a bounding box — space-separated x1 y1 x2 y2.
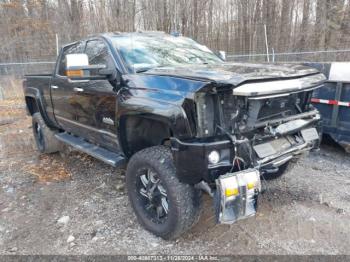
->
0 99 350 255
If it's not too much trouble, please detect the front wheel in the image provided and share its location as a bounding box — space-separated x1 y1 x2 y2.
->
126 146 202 240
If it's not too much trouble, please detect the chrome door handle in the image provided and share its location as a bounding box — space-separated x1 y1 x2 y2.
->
51 85 59 89
73 87 84 92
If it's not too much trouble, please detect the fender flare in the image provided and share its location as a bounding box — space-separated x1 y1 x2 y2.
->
24 87 57 128
117 99 193 157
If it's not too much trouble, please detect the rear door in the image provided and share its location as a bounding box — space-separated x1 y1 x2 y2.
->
50 42 87 135
73 39 120 152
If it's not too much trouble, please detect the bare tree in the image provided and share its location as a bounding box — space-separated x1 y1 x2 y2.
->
0 0 349 64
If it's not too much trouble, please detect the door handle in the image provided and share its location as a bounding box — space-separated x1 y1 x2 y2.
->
51 85 59 89
73 87 84 92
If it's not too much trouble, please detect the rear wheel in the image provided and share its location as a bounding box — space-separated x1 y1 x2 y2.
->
126 146 202 240
262 162 289 180
32 112 61 154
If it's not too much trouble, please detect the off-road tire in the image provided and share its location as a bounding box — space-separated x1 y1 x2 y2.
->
32 112 61 154
263 162 289 180
126 146 202 240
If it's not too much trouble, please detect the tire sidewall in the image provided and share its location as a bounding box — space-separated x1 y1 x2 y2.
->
32 114 45 153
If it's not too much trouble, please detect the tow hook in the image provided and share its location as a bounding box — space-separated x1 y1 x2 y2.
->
214 169 261 224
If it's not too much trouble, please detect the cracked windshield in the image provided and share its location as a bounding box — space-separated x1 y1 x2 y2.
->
111 35 222 72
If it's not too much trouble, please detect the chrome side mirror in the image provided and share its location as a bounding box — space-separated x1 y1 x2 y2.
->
65 53 107 80
66 53 89 69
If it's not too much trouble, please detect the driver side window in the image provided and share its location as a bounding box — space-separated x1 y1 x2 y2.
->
85 40 113 76
57 42 85 76
84 40 116 90
85 40 113 68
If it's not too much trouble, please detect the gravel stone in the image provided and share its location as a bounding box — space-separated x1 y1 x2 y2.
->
57 216 70 226
67 235 75 243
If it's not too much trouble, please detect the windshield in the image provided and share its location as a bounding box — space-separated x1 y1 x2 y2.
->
111 34 223 72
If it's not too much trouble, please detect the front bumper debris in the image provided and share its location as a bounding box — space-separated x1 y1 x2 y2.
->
171 106 321 183
254 127 320 170
214 169 261 224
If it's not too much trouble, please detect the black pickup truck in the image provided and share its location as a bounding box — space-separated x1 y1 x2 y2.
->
23 32 325 239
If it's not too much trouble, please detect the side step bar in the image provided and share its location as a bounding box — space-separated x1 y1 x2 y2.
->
55 133 125 167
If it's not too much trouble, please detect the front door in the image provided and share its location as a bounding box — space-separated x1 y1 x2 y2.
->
51 42 88 136
72 39 119 152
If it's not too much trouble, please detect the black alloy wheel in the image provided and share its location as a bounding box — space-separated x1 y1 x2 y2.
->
137 168 169 224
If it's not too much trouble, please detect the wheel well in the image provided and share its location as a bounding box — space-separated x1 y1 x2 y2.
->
25 97 38 115
121 116 172 157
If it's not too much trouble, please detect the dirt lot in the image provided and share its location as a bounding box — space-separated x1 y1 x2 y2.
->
1 98 350 255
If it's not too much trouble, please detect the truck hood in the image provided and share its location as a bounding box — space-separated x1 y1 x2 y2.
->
144 62 320 86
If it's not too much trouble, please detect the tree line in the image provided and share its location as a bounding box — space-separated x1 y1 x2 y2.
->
0 0 349 63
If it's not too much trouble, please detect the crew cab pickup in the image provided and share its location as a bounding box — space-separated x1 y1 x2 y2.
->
23 32 325 239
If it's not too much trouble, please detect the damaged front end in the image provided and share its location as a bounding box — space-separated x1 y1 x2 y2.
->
171 73 325 224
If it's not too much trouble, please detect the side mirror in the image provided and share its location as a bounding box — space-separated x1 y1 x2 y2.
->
65 54 108 80
218 51 226 61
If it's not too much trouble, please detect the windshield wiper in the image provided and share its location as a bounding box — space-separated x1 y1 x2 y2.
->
135 65 163 73
136 68 151 73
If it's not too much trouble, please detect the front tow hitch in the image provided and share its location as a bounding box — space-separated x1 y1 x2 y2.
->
214 169 261 224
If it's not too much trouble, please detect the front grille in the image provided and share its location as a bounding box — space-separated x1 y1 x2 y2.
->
244 92 312 132
256 97 297 121
195 89 312 137
217 90 312 134
256 93 309 122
